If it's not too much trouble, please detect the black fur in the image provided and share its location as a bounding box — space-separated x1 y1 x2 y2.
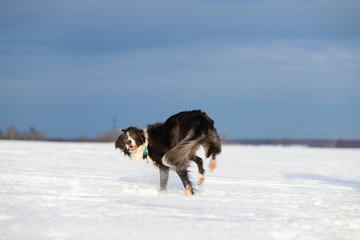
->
115 110 221 195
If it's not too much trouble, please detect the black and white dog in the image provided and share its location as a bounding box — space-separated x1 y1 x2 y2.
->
115 110 221 195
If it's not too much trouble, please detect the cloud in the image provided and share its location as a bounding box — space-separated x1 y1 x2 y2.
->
1 40 359 107
1 0 359 55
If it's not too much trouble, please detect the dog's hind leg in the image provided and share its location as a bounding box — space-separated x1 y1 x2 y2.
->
203 145 218 171
176 168 194 196
209 155 217 172
159 164 169 192
191 155 205 185
203 129 221 172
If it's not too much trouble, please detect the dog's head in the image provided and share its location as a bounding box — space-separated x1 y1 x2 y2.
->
115 127 145 156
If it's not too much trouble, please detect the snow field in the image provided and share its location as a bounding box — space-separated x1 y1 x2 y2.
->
0 140 359 240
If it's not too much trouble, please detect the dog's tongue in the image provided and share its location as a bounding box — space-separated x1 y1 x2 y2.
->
128 145 137 151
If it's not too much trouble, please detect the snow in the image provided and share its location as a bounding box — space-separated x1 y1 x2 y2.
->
1 140 360 240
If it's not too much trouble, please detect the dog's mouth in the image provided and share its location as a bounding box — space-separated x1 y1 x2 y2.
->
127 145 138 152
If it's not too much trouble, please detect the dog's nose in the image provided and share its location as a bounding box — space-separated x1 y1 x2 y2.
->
126 139 132 145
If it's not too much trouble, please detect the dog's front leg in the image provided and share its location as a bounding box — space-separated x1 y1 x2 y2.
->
159 164 169 192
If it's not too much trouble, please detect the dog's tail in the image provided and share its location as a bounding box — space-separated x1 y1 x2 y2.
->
162 111 222 171
162 129 203 170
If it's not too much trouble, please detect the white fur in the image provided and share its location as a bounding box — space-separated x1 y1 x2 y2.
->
129 129 156 167
129 145 145 162
126 132 136 146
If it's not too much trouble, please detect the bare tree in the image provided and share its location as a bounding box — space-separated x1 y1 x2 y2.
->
6 126 17 140
282 138 291 146
336 139 346 148
29 126 46 140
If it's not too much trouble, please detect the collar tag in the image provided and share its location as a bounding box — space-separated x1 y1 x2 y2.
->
143 147 148 160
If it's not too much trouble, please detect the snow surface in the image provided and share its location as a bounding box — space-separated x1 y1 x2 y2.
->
1 140 360 240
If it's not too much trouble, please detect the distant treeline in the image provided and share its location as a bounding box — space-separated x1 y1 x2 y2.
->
0 126 118 142
222 138 360 148
0 126 47 141
1 126 359 148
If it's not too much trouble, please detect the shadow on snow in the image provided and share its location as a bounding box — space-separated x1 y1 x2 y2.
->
284 173 360 192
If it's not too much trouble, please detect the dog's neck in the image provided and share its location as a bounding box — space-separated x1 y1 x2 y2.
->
129 144 146 162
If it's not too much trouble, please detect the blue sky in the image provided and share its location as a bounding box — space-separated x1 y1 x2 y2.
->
1 0 359 139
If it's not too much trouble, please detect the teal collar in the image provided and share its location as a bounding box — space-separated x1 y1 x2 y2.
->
143 147 148 160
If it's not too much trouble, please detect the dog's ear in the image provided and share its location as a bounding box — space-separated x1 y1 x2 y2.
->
115 136 123 150
115 135 129 155
119 128 127 133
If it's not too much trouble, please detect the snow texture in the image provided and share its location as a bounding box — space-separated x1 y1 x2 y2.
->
1 140 360 240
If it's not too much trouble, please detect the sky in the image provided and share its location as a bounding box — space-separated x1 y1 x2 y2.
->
1 0 359 139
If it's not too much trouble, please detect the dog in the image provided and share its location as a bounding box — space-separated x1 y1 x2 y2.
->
115 110 221 195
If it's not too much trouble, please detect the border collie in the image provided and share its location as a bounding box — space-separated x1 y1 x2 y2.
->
115 110 221 195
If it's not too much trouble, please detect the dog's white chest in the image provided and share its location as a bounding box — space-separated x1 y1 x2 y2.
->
129 146 144 162
129 145 157 167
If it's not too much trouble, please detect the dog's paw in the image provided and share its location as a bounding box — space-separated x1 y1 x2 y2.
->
186 185 194 196
197 173 205 185
209 159 216 171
